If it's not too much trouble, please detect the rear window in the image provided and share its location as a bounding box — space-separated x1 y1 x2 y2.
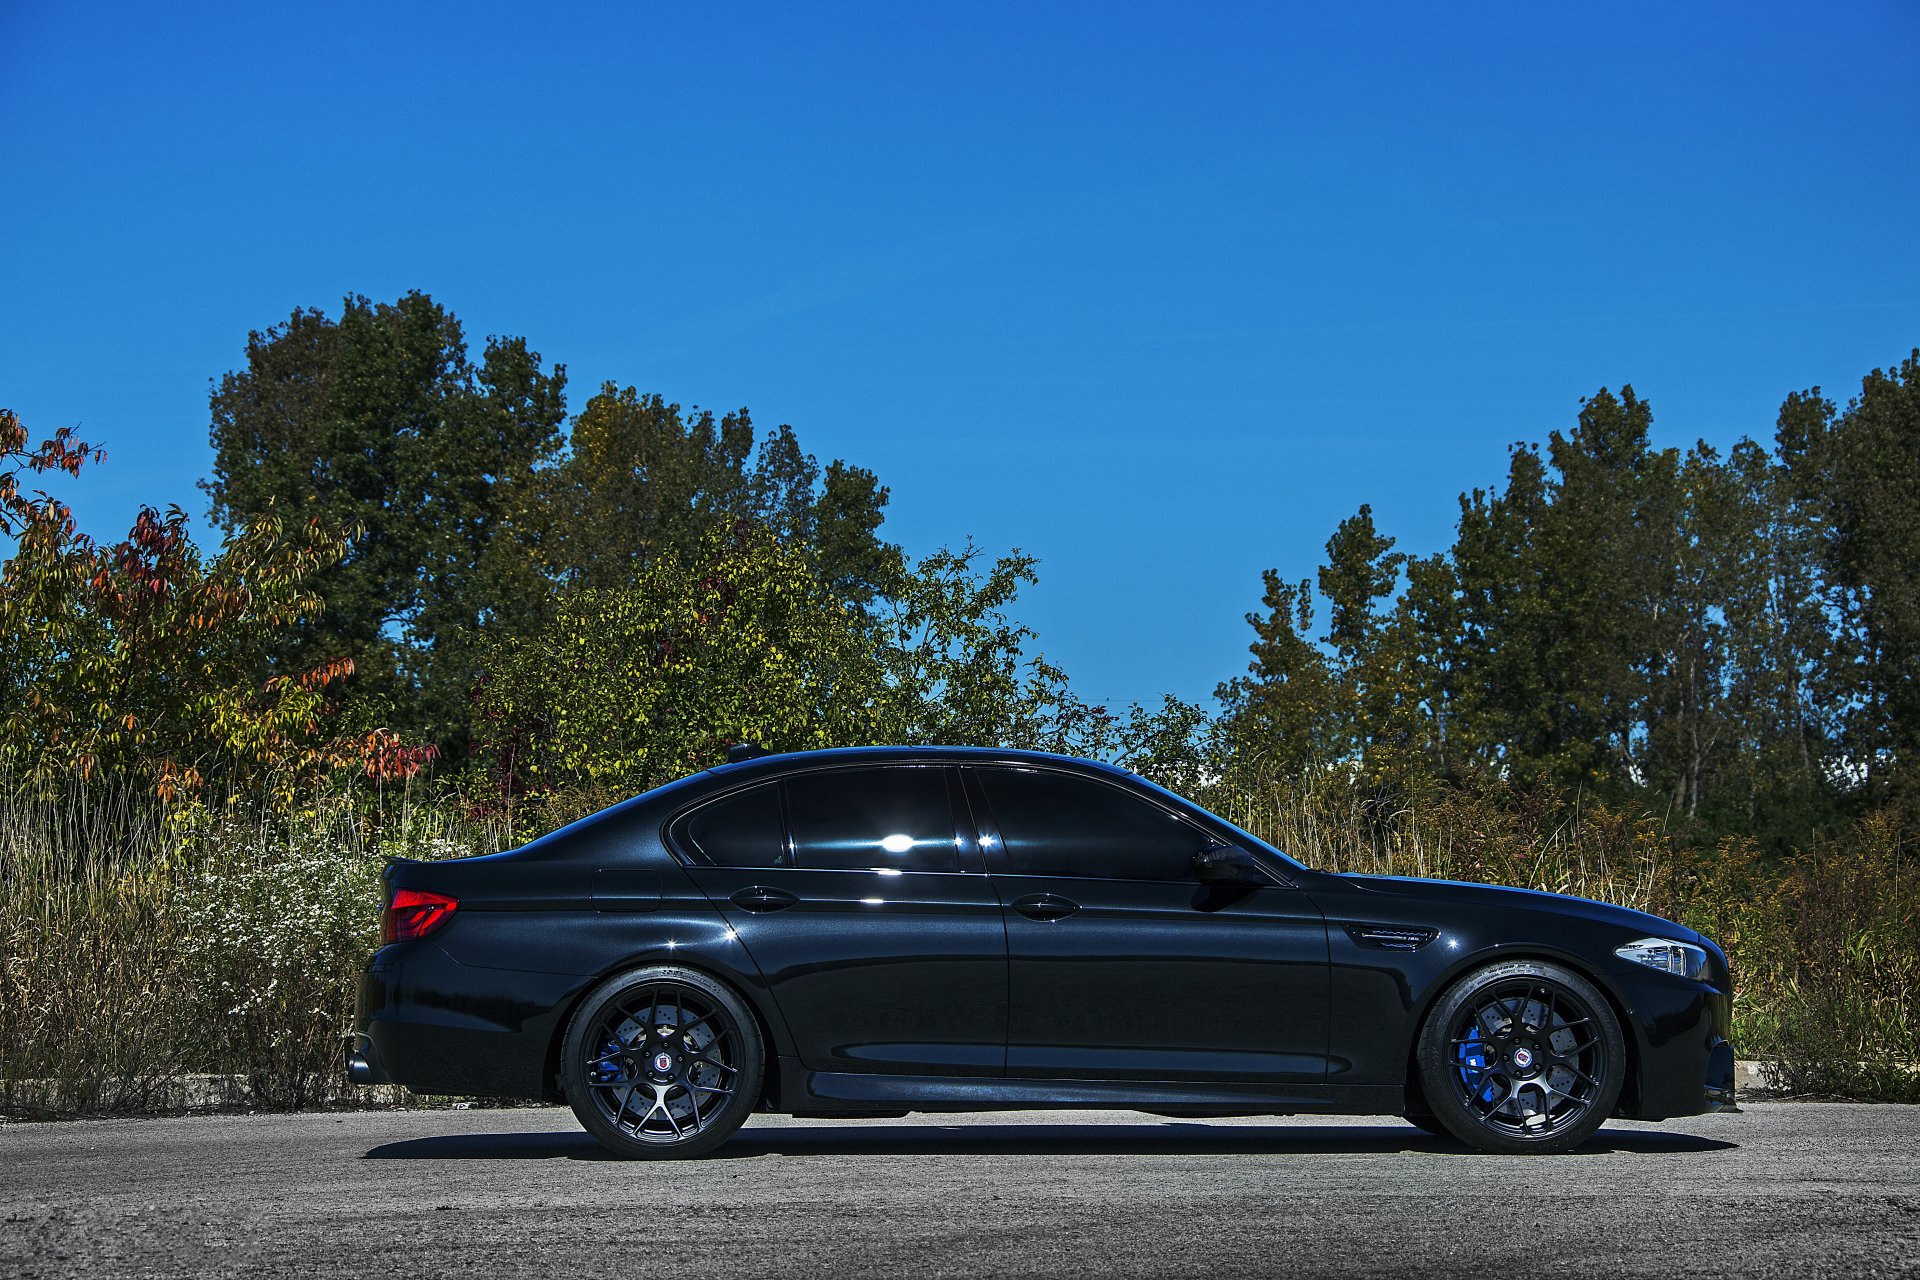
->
681 783 787 867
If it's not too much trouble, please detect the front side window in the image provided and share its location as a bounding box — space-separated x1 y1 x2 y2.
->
785 767 961 873
975 767 1208 881
681 783 787 867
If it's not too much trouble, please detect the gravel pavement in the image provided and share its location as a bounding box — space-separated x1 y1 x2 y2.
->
1 1103 1915 1278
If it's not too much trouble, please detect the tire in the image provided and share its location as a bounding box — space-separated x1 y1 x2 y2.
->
1415 960 1625 1155
560 965 765 1159
1402 1111 1451 1138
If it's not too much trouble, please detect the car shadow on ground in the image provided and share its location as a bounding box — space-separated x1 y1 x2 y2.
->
363 1122 1736 1161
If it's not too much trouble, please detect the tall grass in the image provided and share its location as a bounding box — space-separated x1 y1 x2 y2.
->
0 783 510 1115
2 774 1913 1115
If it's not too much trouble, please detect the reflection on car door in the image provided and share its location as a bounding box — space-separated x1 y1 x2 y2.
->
673 764 1008 1076
967 765 1331 1082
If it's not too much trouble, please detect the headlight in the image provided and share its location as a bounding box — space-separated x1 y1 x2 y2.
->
1615 936 1710 980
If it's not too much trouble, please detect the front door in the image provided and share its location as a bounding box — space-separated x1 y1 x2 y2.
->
966 764 1331 1082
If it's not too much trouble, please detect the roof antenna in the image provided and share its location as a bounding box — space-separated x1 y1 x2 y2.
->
726 742 771 763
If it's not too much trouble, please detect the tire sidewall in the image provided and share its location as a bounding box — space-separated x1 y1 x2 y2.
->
1417 959 1627 1155
561 964 765 1160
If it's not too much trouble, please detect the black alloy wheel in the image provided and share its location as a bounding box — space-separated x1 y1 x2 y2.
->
561 965 764 1159
1415 960 1625 1154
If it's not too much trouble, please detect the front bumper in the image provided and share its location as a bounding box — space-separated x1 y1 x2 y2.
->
1611 966 1737 1120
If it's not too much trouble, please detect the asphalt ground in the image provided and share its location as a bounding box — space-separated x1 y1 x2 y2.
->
1 1103 1915 1279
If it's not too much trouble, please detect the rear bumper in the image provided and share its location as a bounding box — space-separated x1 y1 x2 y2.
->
348 942 586 1100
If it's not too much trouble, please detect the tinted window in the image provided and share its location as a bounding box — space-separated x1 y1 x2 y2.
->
976 767 1206 881
682 783 787 867
785 767 961 873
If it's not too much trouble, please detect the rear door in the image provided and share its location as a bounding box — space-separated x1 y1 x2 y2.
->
969 764 1331 1082
673 765 1007 1076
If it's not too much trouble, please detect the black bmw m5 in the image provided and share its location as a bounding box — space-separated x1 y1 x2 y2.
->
349 746 1737 1157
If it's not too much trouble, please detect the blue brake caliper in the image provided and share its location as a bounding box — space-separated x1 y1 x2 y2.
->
592 1036 623 1084
1457 1024 1495 1103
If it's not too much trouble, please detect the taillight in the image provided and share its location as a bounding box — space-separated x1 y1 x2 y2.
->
383 888 458 943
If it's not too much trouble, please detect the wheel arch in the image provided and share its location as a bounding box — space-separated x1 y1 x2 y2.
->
541 950 788 1110
1397 946 1644 1119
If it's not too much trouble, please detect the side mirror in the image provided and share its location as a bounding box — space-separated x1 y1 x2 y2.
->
1193 843 1265 885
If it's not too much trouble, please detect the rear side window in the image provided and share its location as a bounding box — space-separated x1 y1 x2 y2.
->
785 767 961 873
975 767 1207 881
681 783 787 867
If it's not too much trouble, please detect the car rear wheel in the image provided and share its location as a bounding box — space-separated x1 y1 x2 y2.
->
1415 960 1625 1154
560 965 764 1159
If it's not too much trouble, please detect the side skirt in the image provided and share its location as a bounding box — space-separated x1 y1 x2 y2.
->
769 1058 1403 1116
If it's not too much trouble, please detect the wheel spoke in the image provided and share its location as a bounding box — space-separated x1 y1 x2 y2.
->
676 1010 722 1038
1562 1065 1602 1091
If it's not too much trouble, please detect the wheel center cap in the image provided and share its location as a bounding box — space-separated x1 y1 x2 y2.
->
1511 1046 1536 1071
652 1051 675 1074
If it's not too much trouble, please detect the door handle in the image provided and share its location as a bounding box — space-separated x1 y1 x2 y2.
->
1010 893 1080 922
729 886 799 913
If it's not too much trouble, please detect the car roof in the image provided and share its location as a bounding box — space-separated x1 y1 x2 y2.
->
702 744 1136 783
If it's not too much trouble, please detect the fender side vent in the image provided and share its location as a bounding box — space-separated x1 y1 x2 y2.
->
1344 924 1438 951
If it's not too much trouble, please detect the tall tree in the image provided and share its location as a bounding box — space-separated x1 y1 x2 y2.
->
1317 504 1407 769
1535 386 1673 793
1715 431 1833 839
1813 351 1920 805
1216 571 1339 787
545 385 897 611
1451 442 1553 776
204 292 566 745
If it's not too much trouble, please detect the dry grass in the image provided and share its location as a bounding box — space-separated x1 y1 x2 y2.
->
0 783 509 1115
2 774 1913 1114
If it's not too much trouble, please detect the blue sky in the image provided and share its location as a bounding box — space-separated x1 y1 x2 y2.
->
3 2 1916 712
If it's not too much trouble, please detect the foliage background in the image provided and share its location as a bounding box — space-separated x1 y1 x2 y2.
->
2 298 1914 1112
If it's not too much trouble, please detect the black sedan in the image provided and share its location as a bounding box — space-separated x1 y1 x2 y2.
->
349 746 1736 1157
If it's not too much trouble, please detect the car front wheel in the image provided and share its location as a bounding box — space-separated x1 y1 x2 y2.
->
1415 960 1625 1154
560 965 764 1159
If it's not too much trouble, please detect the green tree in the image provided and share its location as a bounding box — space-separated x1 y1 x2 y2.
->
545 385 898 611
1 410 356 801
1388 552 1465 777
1216 571 1339 789
472 522 882 809
1809 351 1920 805
1451 442 1554 775
204 291 567 746
1317 504 1408 785
1714 433 1833 839
868 543 1078 749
